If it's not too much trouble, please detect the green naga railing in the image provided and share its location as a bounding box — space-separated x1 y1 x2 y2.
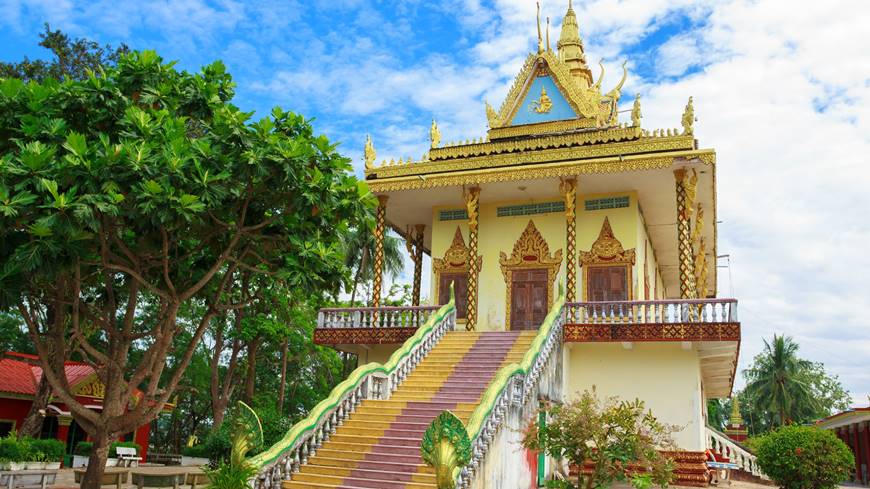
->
421 285 566 489
251 288 457 489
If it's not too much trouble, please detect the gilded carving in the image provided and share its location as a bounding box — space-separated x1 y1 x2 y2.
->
560 178 578 303
368 133 696 179
430 119 441 149
682 96 695 136
464 188 481 331
364 135 376 170
500 220 563 330
529 86 553 114
674 169 698 299
76 377 106 398
579 217 636 301
631 93 642 127
367 151 716 193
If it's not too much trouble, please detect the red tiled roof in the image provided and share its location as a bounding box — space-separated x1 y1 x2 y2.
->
0 352 96 397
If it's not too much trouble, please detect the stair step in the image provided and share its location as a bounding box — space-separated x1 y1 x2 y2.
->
287 472 435 489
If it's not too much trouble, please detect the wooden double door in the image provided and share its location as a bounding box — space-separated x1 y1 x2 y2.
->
438 272 469 319
510 268 548 330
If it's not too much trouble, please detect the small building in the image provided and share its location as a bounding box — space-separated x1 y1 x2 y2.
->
0 352 155 465
817 406 870 485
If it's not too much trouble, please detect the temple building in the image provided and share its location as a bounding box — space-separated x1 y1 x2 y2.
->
0 352 163 466
260 3 749 488
817 406 870 486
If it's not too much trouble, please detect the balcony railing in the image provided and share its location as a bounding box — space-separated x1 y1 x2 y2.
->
317 305 440 329
564 298 738 324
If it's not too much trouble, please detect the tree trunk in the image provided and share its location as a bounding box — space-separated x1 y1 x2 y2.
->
81 433 112 489
277 337 289 413
18 376 51 438
244 336 261 404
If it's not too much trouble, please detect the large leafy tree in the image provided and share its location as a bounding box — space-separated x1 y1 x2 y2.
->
741 335 851 432
0 50 369 487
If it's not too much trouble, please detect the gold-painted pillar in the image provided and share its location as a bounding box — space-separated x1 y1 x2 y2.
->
693 205 708 299
372 195 388 308
560 178 577 303
464 187 481 331
406 224 425 306
674 169 698 299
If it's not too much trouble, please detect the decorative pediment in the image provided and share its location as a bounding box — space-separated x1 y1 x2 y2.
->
486 51 627 130
500 220 563 276
580 217 636 265
434 227 480 273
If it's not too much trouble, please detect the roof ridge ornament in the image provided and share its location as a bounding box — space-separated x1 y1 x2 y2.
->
364 135 376 170
430 119 441 149
682 96 696 136
536 2 544 54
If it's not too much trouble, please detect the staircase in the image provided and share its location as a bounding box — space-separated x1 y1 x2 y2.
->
284 330 536 489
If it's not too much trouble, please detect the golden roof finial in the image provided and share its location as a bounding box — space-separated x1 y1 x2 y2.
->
430 119 441 149
682 96 696 136
536 2 543 54
729 396 745 426
546 16 551 53
364 135 376 170
631 93 642 127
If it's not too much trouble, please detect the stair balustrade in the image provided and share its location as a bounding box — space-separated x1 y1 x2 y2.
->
565 298 737 324
317 305 440 329
436 289 566 489
706 426 767 479
249 293 457 489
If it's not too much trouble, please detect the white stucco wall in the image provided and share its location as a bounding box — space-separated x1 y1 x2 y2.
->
563 342 705 451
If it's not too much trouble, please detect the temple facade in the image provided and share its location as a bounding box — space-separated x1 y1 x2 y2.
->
271 3 747 488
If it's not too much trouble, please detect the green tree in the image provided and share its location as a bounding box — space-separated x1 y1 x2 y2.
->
742 335 850 432
0 24 128 82
0 50 369 488
522 389 676 489
343 223 405 306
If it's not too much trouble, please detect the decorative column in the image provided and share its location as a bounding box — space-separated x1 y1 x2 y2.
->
405 225 425 306
56 415 72 445
464 187 481 331
674 168 698 299
693 205 708 299
372 195 388 309
851 425 861 482
862 422 870 485
560 178 577 303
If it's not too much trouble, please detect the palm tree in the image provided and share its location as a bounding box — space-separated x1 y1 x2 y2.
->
343 225 405 306
743 335 819 428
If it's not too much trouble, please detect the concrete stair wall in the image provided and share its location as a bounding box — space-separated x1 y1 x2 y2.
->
283 330 536 489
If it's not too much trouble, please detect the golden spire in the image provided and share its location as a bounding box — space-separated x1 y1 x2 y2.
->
729 397 745 426
430 119 441 149
536 2 543 54
557 0 592 87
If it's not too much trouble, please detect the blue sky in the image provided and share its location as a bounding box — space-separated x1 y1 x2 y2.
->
2 0 869 406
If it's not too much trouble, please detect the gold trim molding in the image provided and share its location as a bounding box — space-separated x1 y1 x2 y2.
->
500 220 563 330
367 150 716 193
432 227 482 306
580 217 636 301
373 132 692 179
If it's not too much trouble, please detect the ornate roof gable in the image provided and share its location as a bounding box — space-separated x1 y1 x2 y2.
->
486 51 627 130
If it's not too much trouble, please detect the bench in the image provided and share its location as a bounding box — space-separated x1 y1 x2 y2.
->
706 460 739 485
0 470 57 489
116 446 143 467
185 472 210 489
73 468 128 489
148 453 182 466
131 471 186 489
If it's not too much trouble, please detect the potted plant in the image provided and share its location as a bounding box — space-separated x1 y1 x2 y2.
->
24 452 46 470
31 439 64 469
73 441 92 468
0 436 26 471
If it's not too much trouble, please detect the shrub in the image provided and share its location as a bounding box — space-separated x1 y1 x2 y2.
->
74 441 93 456
181 444 209 458
108 441 141 458
29 438 65 461
0 435 28 462
756 425 854 489
204 461 257 489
